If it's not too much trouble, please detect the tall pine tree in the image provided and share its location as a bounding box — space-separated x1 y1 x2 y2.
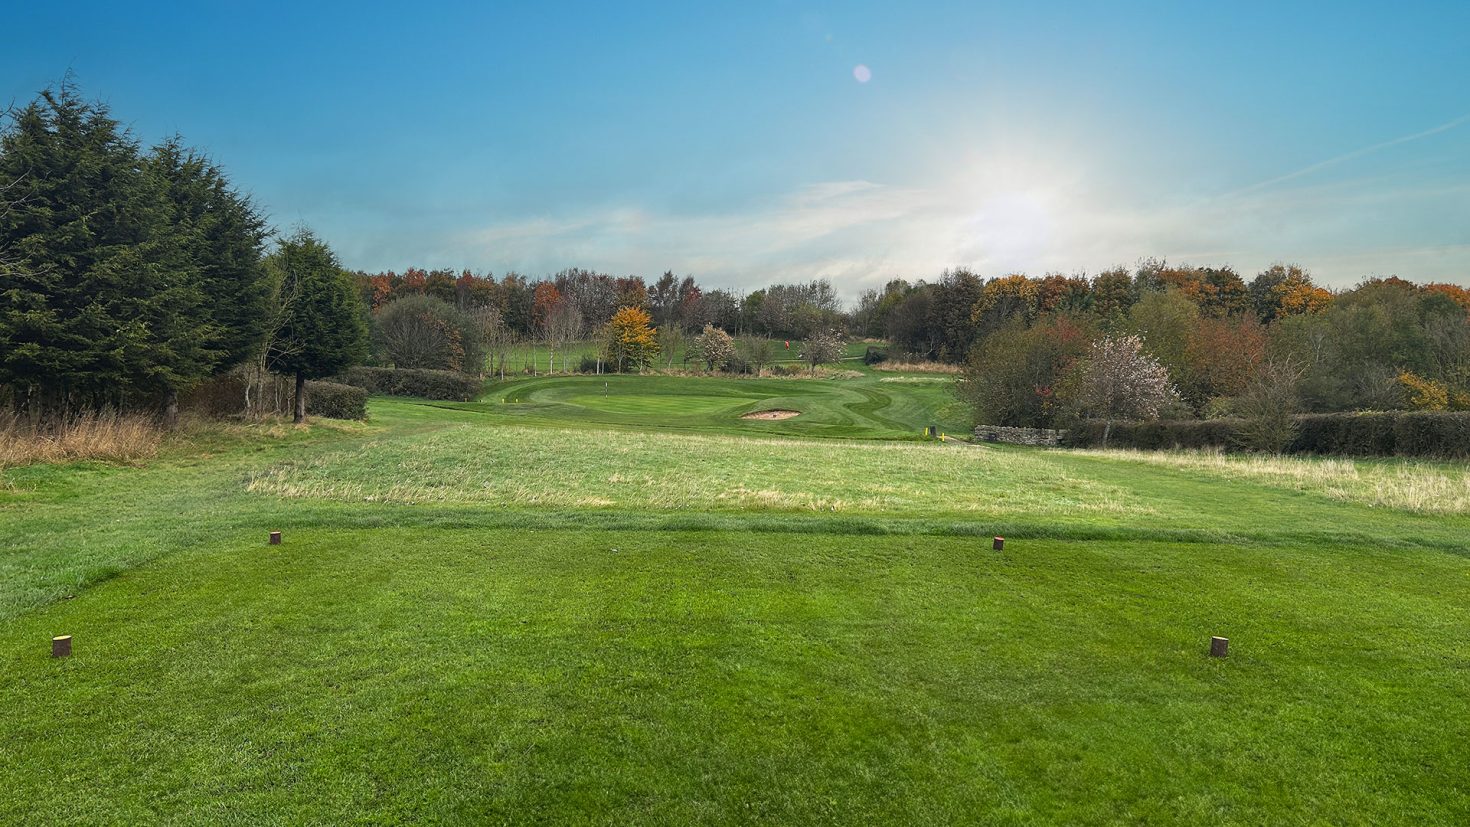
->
147 138 271 422
268 229 368 422
0 84 171 415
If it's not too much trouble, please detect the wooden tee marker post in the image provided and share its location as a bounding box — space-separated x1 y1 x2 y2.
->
1210 636 1229 658
993 537 1005 551
269 531 282 545
52 635 71 658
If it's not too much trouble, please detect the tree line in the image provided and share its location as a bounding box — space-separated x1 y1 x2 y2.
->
5 83 1466 428
355 267 844 342
921 264 1470 438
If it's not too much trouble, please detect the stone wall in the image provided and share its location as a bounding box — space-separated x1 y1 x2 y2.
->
972 425 1068 447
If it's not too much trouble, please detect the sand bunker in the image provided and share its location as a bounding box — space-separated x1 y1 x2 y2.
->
741 409 801 420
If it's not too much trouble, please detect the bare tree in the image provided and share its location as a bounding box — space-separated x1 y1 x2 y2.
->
246 261 303 418
376 296 462 369
1233 358 1304 453
741 336 774 375
544 300 583 374
473 306 516 381
657 324 684 370
1068 334 1174 447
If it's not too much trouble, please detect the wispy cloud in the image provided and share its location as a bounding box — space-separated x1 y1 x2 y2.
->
436 171 1467 296
1222 113 1470 198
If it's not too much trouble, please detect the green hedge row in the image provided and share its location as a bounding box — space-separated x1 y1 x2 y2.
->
304 381 367 420
335 367 483 401
1064 419 1241 451
1067 411 1470 459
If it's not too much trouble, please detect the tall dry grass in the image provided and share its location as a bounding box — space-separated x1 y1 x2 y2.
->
0 410 164 468
1079 447 1470 515
872 361 963 374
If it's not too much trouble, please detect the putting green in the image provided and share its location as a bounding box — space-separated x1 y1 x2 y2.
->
564 393 747 416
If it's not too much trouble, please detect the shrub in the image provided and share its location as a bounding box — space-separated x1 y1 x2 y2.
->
181 372 253 418
577 355 600 374
724 355 754 375
1298 412 1397 456
1392 412 1470 458
181 369 299 419
373 294 486 372
335 367 482 401
1068 419 1242 451
1233 360 1303 453
863 346 888 365
304 381 367 420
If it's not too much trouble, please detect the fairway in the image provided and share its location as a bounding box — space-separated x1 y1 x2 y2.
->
3 380 1470 824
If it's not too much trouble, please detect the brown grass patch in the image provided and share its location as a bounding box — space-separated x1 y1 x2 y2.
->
873 361 963 374
0 410 164 468
1077 447 1470 515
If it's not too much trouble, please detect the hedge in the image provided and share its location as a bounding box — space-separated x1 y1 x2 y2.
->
1067 411 1470 459
304 381 367 420
181 372 365 420
1064 419 1242 451
335 367 483 401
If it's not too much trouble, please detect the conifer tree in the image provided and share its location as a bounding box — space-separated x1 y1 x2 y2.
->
148 139 272 377
0 83 271 423
0 83 179 416
268 229 368 422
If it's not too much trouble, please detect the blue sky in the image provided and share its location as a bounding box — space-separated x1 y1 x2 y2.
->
5 1 1468 295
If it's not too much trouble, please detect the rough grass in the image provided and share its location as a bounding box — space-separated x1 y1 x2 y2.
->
1080 447 1470 515
246 424 1143 516
0 410 163 468
873 360 964 374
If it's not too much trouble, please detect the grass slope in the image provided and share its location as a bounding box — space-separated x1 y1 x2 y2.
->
2 384 1469 824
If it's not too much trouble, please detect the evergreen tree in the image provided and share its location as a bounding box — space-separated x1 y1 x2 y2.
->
0 83 182 416
269 229 368 422
0 83 270 423
148 138 271 375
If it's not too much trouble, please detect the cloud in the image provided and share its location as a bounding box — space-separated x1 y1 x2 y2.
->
1222 113 1470 198
422 164 1470 297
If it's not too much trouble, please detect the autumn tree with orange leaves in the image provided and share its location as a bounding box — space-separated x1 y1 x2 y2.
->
602 306 659 373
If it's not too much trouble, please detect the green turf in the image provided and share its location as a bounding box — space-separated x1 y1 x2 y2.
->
2 383 1469 824
461 372 970 439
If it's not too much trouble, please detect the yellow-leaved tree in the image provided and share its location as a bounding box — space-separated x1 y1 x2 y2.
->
603 306 660 373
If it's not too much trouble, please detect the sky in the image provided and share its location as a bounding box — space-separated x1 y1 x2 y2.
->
4 1 1469 297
